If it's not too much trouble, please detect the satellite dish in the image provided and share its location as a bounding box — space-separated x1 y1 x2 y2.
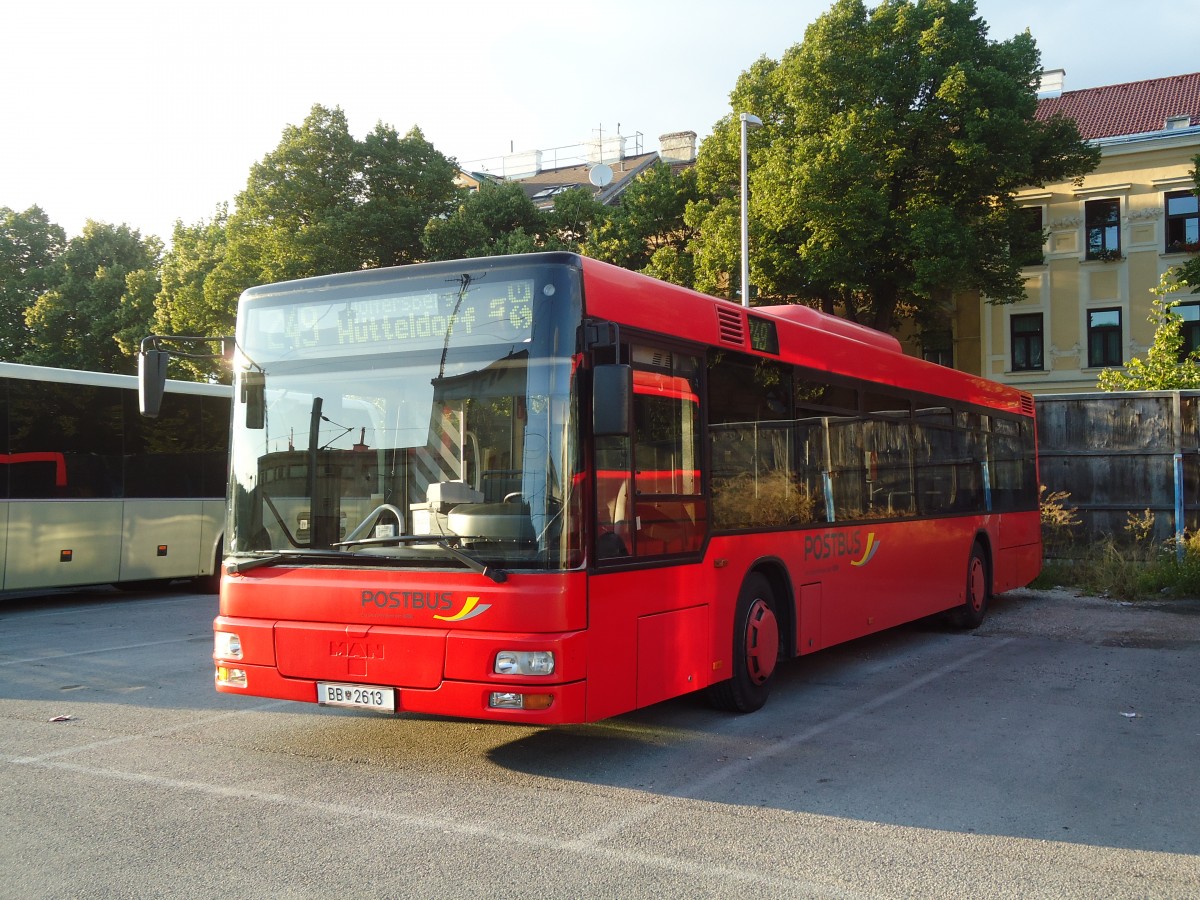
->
589 163 614 187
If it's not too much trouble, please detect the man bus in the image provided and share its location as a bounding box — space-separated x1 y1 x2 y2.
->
1 362 229 594
142 252 1039 722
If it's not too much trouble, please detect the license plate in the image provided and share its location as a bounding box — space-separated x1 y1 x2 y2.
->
317 682 396 713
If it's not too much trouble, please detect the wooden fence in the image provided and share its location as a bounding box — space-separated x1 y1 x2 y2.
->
1035 391 1200 551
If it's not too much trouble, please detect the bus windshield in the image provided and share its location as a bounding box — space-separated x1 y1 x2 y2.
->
227 259 583 572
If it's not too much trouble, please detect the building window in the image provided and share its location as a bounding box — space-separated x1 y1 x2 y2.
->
921 329 953 367
1087 308 1123 368
1085 198 1121 260
1178 302 1200 357
1166 190 1199 252
1017 206 1045 266
1010 314 1044 371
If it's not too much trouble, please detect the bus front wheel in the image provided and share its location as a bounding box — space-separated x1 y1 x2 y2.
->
948 543 990 630
707 573 779 714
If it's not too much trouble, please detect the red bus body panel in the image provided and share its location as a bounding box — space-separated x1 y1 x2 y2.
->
214 254 1041 724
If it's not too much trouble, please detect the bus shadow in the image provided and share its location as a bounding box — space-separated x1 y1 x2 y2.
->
484 609 1197 857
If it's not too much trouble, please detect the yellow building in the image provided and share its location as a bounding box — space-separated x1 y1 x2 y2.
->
956 71 1200 393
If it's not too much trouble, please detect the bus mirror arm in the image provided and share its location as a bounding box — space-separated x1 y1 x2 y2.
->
137 333 237 418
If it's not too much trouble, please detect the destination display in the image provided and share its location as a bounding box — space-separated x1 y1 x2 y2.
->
244 277 536 358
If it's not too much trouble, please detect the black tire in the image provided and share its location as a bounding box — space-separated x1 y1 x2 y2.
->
113 579 173 592
707 573 780 713
948 542 990 629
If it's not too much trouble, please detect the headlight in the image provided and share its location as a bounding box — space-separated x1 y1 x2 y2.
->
494 650 555 676
214 631 242 660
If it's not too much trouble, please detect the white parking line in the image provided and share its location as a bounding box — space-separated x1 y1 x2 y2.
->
0 637 201 666
5 639 1009 896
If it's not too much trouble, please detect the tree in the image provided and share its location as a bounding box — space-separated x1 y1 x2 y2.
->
1097 268 1200 391
155 105 461 371
690 0 1100 330
23 221 162 373
585 162 699 285
0 206 66 361
359 124 461 268
423 182 551 260
224 104 365 284
152 207 234 381
545 187 605 250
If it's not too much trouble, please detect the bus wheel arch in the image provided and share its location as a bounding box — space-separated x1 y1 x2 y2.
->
948 535 991 630
196 537 223 594
707 564 792 714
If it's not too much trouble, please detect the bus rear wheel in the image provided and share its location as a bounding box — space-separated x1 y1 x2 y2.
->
707 574 780 714
948 542 990 629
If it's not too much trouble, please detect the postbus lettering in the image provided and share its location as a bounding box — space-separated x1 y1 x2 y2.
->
360 590 454 610
803 530 864 561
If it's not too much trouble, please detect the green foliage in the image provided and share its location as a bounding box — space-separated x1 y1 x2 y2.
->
153 106 461 371
1125 509 1156 545
585 163 699 284
545 186 605 249
22 221 162 373
358 123 461 268
153 207 234 381
423 182 575 260
1039 484 1081 558
230 104 364 282
0 206 66 361
689 0 1099 328
1036 532 1200 601
1096 268 1200 390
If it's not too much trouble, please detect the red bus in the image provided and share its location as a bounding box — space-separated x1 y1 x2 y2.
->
158 252 1040 723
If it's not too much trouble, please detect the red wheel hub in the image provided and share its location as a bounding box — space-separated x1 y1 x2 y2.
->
968 557 986 612
744 598 780 684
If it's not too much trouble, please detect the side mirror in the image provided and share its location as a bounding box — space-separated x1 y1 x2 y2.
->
241 370 266 430
593 364 633 437
138 349 170 417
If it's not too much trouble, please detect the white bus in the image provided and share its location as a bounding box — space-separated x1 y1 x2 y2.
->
0 362 230 593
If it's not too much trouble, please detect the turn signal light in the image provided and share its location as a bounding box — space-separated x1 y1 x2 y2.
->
216 666 247 688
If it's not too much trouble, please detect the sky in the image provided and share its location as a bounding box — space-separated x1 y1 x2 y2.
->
3 0 1198 244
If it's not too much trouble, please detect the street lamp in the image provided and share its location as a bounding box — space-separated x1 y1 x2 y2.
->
739 112 763 308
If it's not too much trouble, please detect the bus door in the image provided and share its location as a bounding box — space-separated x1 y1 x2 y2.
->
590 345 708 715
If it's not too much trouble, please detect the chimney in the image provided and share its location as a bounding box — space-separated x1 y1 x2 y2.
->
659 131 698 164
501 149 543 179
586 133 626 165
1037 69 1065 99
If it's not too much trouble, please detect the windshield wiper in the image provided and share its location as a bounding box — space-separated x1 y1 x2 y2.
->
226 549 349 574
330 533 508 583
434 540 508 583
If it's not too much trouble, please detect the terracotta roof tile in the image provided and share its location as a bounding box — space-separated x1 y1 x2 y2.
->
1036 72 1200 140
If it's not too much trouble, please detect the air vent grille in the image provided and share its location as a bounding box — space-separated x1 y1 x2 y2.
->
716 306 745 346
